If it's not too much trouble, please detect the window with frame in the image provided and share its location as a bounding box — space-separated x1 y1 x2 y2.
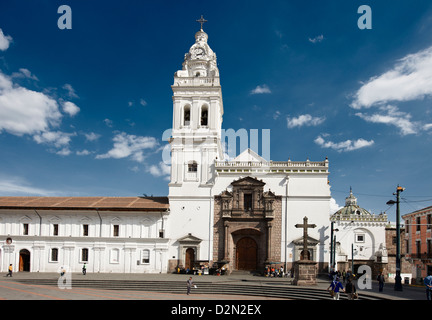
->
110 248 119 263
53 224 59 236
142 249 150 264
23 223 29 235
81 248 89 262
184 106 191 126
355 234 365 243
188 162 198 172
417 217 421 232
113 225 119 237
200 106 208 126
51 248 58 262
83 224 89 236
428 214 432 230
243 193 253 211
416 241 421 258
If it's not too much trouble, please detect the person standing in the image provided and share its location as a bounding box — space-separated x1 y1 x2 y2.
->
6 264 12 277
327 277 345 300
82 263 87 275
377 271 385 292
345 278 357 300
424 272 432 300
186 277 193 295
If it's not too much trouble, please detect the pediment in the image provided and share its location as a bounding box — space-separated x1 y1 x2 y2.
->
292 236 320 246
178 233 202 243
231 176 265 187
233 148 268 162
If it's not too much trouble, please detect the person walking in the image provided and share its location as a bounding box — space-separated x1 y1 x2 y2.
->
186 277 194 295
377 271 385 292
424 272 432 300
6 264 12 277
327 277 345 300
82 263 87 275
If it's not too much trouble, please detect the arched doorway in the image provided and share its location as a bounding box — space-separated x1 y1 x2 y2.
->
19 249 30 272
236 237 258 270
185 248 195 270
300 249 311 260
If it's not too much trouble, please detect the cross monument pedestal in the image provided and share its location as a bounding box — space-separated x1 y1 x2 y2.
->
293 216 318 286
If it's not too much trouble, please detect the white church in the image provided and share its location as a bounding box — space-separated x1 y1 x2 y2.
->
0 19 382 276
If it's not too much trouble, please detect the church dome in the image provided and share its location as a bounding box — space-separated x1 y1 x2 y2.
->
333 188 371 216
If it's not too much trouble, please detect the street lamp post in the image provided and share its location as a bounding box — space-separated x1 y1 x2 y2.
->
387 185 404 291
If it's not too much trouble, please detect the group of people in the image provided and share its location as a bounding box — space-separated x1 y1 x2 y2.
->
264 266 288 278
327 269 360 300
329 269 354 283
327 269 388 300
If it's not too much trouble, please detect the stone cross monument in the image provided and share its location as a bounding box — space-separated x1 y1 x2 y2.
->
293 216 318 286
295 216 316 260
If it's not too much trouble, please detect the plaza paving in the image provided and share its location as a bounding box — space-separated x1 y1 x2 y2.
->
0 271 427 301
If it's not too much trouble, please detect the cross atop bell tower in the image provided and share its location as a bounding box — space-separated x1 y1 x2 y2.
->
196 15 207 30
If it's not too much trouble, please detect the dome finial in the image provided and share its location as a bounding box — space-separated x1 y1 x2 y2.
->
196 15 208 31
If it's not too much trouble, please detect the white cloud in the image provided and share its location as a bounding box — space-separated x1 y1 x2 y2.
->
11 68 38 81
355 105 418 136
0 29 12 51
147 161 171 179
104 118 113 127
287 114 325 128
250 84 271 94
96 132 158 162
140 99 147 106
273 110 281 120
84 132 101 142
63 83 78 98
351 46 432 109
76 149 91 156
0 176 60 196
308 34 324 43
62 101 80 117
314 135 374 152
329 198 342 214
33 130 74 149
0 72 62 136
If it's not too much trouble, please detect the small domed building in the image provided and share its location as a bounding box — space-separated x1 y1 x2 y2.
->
330 188 389 276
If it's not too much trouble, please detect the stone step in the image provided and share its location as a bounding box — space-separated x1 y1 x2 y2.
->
14 278 383 300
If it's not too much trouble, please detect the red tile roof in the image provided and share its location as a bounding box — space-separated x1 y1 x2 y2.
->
0 197 169 212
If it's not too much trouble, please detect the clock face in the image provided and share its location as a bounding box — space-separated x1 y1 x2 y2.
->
193 47 205 58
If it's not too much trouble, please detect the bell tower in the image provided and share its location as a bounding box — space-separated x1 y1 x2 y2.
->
167 17 224 271
169 18 224 191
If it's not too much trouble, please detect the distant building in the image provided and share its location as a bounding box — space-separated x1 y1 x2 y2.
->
402 206 432 283
330 189 389 277
385 225 411 283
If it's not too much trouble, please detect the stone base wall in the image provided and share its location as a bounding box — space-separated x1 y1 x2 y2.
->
293 260 317 285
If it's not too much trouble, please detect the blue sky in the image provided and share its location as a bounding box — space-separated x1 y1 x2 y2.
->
1 0 432 222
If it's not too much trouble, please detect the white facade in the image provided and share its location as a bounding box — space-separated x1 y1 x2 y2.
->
330 190 388 272
0 200 169 274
